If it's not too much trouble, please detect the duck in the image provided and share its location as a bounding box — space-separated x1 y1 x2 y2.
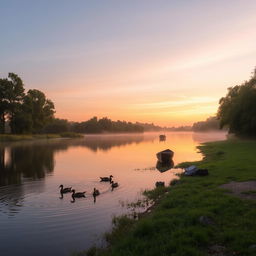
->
59 185 72 193
71 189 86 198
93 188 100 197
111 180 119 189
100 175 113 182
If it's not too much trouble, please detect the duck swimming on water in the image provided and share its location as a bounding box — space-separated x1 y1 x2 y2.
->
59 185 72 193
71 189 86 198
100 175 113 182
111 180 119 190
93 188 100 197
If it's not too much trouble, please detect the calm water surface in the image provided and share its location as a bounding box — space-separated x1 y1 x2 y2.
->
0 132 226 256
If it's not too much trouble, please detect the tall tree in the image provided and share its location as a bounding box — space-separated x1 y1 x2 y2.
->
218 67 256 136
0 73 25 133
0 79 8 133
22 89 55 133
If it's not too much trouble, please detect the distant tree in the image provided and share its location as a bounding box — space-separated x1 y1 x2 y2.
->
192 116 220 132
98 117 113 131
43 118 69 133
71 117 144 134
218 67 256 136
84 116 101 133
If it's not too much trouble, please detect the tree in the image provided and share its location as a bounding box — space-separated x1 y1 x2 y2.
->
0 73 56 134
192 116 220 131
0 73 25 133
22 89 55 133
71 117 144 133
218 68 256 136
0 79 8 133
43 118 69 133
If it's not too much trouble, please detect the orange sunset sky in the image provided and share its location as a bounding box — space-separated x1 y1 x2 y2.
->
1 0 256 126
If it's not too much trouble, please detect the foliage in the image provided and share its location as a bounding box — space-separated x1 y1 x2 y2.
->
0 73 55 134
43 118 70 133
59 132 83 138
137 122 192 132
143 186 168 200
0 73 25 133
72 117 144 133
192 116 220 131
22 89 55 133
218 68 256 136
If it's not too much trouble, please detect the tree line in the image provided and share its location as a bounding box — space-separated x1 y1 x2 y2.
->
3 68 254 136
136 122 192 132
0 73 145 134
44 117 144 134
192 116 220 132
0 73 55 134
218 68 256 137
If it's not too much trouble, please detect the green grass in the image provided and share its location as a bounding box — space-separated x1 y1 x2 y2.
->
75 139 256 256
0 132 83 141
241 190 256 195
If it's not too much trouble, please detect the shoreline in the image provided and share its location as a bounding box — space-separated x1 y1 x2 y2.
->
75 138 256 256
0 132 83 142
0 130 226 142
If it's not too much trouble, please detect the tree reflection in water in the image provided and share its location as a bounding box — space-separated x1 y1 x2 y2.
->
0 134 150 215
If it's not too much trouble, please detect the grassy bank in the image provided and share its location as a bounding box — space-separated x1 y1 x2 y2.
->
76 139 256 256
0 132 83 141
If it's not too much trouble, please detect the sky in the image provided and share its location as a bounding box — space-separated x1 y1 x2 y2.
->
1 0 256 126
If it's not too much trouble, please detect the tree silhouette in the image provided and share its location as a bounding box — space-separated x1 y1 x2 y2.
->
0 73 25 133
218 67 256 136
0 73 55 134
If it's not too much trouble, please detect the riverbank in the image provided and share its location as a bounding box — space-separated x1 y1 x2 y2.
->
76 139 256 256
0 132 83 142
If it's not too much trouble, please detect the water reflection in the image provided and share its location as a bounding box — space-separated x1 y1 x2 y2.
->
156 160 174 172
192 131 226 143
0 145 55 186
0 185 25 216
0 135 152 215
0 143 58 216
159 134 166 141
82 134 150 152
0 134 151 187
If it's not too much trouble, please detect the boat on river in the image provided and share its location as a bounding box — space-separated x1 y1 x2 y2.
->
156 149 174 164
159 134 166 141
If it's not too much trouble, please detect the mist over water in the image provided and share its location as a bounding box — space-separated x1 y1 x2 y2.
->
0 131 226 256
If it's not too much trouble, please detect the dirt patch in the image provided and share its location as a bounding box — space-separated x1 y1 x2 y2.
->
220 181 256 200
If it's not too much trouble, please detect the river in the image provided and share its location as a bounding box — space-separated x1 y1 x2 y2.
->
0 131 226 256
